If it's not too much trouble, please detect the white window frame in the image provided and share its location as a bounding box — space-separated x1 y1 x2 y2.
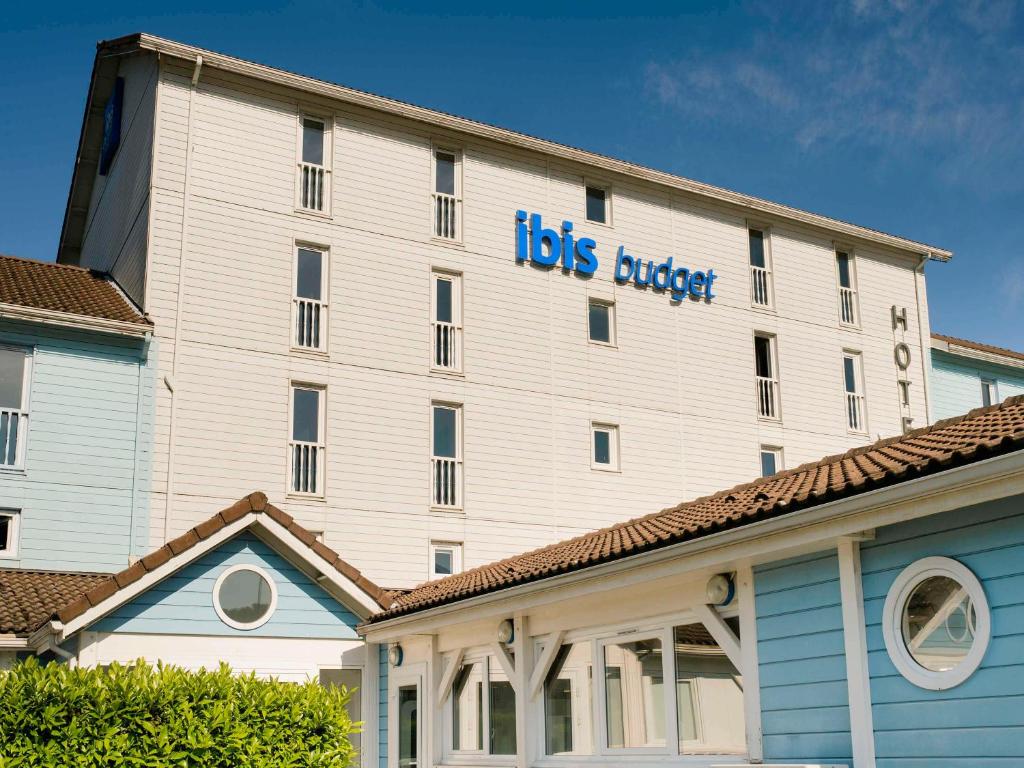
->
981 378 998 408
747 224 774 310
834 246 860 327
431 269 463 373
759 445 782 477
389 663 425 768
296 113 332 215
882 556 990 691
586 298 616 347
288 383 327 498
753 333 780 421
0 509 20 559
590 422 620 471
429 540 463 580
842 350 868 434
431 145 463 242
443 651 518 762
0 345 32 471
212 563 279 630
430 402 463 510
292 243 329 353
584 181 612 226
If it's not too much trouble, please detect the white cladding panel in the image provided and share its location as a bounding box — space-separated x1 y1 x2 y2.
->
142 57 932 588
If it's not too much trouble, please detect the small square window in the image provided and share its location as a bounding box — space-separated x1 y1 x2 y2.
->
0 509 20 558
430 541 463 579
585 185 608 224
981 379 997 408
591 423 619 470
588 299 615 345
760 446 782 477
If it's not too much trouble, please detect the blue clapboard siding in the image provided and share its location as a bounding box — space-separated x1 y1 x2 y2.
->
379 644 388 768
755 550 853 765
92 532 360 638
0 321 152 571
931 349 1024 421
860 493 1024 767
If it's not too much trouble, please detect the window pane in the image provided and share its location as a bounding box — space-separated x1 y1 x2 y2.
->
760 450 777 477
593 430 611 465
217 568 273 624
452 662 483 751
320 669 362 757
292 388 320 442
748 229 765 268
435 152 456 195
544 643 593 755
844 357 857 393
434 548 453 576
489 661 517 755
902 575 976 672
754 337 772 378
586 186 606 223
435 278 453 324
398 684 418 768
296 249 323 301
836 252 852 288
588 302 611 343
302 119 324 165
433 407 457 458
0 515 9 551
982 381 995 407
674 624 745 754
0 349 25 409
604 638 664 749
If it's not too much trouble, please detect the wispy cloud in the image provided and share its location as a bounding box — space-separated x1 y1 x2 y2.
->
643 0 1024 191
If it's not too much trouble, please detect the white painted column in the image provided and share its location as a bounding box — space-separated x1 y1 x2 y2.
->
837 537 877 768
512 613 533 768
362 641 379 768
736 565 764 763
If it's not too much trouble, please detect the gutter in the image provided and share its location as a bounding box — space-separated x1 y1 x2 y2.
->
0 634 30 650
0 303 151 339
362 449 1024 639
106 32 951 263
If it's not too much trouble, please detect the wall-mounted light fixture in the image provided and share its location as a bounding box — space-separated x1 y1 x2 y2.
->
497 618 514 645
706 573 735 606
388 643 404 667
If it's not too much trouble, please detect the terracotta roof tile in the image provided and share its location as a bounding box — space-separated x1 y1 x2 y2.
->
370 395 1024 623
932 332 1024 363
0 255 147 326
0 570 109 635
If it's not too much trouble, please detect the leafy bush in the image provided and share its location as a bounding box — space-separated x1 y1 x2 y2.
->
0 657 357 767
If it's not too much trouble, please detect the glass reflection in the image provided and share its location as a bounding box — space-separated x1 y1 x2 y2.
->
673 623 745 755
544 643 593 755
902 575 976 672
604 638 665 749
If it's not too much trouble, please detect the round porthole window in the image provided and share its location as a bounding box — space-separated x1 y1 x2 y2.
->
882 557 989 690
213 564 278 630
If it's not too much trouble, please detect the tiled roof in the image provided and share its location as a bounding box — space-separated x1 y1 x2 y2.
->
932 332 1024 363
0 569 110 635
54 492 391 628
370 396 1024 623
0 255 147 326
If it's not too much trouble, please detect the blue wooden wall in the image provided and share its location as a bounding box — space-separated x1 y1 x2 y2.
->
92 532 360 638
931 349 1024 421
860 493 1024 766
0 320 152 571
754 550 853 764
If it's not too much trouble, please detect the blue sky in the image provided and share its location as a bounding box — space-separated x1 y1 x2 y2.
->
1 0 1021 348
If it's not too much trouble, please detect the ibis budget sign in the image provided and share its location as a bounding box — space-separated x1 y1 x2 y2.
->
515 210 717 303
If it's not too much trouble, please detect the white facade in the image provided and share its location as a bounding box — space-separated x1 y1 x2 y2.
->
60 35 943 589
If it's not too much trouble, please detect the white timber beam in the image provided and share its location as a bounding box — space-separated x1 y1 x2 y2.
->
837 536 877 768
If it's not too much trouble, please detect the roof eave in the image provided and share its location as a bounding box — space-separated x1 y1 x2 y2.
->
0 302 151 338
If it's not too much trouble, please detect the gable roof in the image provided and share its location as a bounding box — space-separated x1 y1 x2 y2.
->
0 255 149 331
0 570 110 636
369 396 1024 623
932 332 1024 366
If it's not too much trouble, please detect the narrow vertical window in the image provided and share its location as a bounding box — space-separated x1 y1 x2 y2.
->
754 334 779 419
294 246 327 351
0 347 30 468
587 299 615 345
591 423 619 470
843 352 867 432
981 379 997 408
431 271 462 372
836 249 859 326
430 541 463 579
544 643 594 755
431 403 462 508
748 228 772 308
398 683 419 768
297 116 330 212
760 446 782 477
289 385 325 496
585 185 609 224
0 509 19 558
432 148 461 240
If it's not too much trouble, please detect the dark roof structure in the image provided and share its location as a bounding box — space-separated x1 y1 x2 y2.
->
0 570 110 635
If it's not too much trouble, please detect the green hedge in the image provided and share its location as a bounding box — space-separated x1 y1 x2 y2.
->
0 657 357 767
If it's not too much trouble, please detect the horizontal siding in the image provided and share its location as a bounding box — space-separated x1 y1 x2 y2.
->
93 531 359 638
930 349 1024 421
0 321 150 571
755 551 852 765
860 494 1024 767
